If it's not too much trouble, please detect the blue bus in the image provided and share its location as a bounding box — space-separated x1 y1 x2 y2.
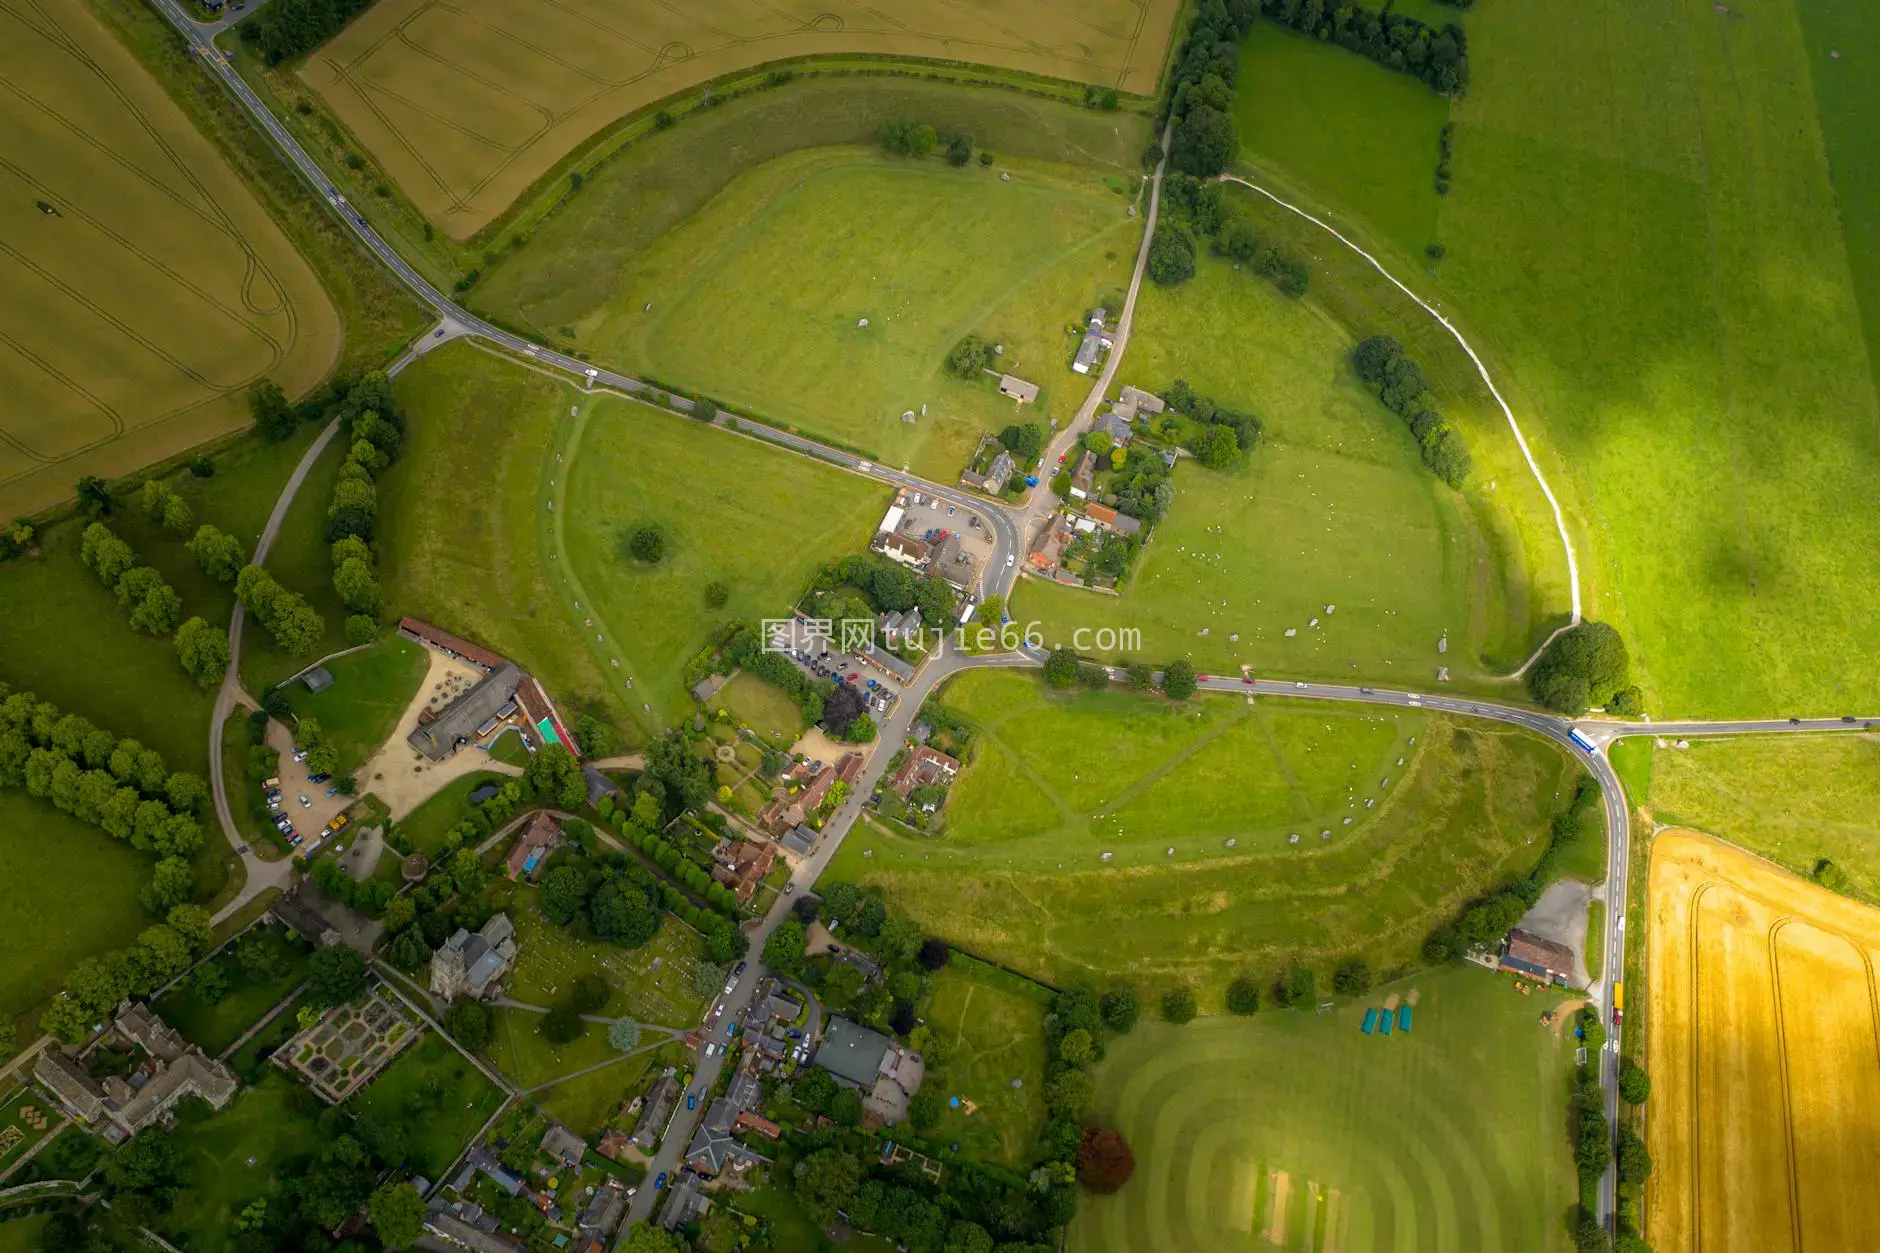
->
1568 727 1596 753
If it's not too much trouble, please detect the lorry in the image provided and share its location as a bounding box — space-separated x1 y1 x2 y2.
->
1611 981 1624 1026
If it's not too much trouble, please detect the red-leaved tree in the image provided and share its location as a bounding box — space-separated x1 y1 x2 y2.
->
1078 1126 1135 1194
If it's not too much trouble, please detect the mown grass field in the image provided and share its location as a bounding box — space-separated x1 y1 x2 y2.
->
0 792 152 1029
290 635 429 774
350 1032 505 1176
559 393 885 731
0 0 338 519
1234 0 1880 715
1015 244 1534 686
1070 966 1578 1253
1647 829 1880 1252
497 883 713 1028
716 673 807 746
239 432 357 694
392 769 507 858
922 959 1050 1170
828 671 1582 1002
303 0 1177 236
589 151 1141 477
1644 733 1880 903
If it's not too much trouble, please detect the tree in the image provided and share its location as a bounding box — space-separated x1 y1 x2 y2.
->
1226 976 1261 1015
141 856 196 913
908 1082 946 1132
1043 647 1081 689
345 614 379 646
75 475 115 517
608 1016 642 1051
830 1085 863 1126
1046 1068 1095 1118
524 744 588 810
1170 103 1235 176
1188 423 1240 469
1162 986 1197 1024
249 379 298 441
187 525 245 582
621 1226 683 1253
369 1182 425 1248
795 1148 861 1225
1275 962 1316 1008
881 117 938 157
820 962 866 1010
918 936 951 970
1100 986 1139 1032
841 712 877 743
570 972 612 1014
1146 225 1197 286
793 1066 838 1114
1077 1127 1136 1193
80 523 135 586
821 681 867 737
947 334 994 378
623 522 666 563
1527 621 1632 713
541 1006 585 1044
190 961 231 1005
174 617 229 689
334 556 382 616
308 946 366 1006
1617 1126 1652 1185
1332 958 1372 996
1161 659 1197 700
105 1127 185 1196
444 1000 492 1051
1055 1026 1094 1066
1619 1057 1651 1105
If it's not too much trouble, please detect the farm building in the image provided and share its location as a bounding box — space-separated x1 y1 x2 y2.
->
997 375 1040 405
1499 929 1577 984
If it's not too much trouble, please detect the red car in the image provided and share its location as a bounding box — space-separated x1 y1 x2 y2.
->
1242 676 1255 685
1196 674 1211 682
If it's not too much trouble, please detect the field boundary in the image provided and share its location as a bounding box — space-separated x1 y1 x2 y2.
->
1219 173 1583 674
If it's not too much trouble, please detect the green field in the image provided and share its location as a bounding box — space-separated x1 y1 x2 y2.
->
1068 966 1578 1253
350 1032 505 1176
0 792 151 1028
238 432 356 693
828 671 1581 1002
161 1073 325 1251
550 150 1138 478
0 0 338 519
1232 0 1880 715
1644 733 1880 902
307 4 1174 239
290 636 428 774
1235 20 1449 260
922 960 1050 1169
715 673 806 747
561 391 887 730
499 884 713 1029
392 770 508 857
154 925 310 1055
0 1216 47 1253
1015 242 1535 685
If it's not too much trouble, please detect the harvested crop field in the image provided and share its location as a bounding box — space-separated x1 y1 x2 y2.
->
1647 829 1880 1252
302 0 1180 236
1 0 338 518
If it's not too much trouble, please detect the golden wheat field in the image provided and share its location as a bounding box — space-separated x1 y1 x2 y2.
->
1646 829 1880 1252
0 0 338 518
302 0 1182 237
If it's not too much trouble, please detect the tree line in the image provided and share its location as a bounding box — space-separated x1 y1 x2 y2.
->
1258 0 1471 95
880 117 991 167
0 684 209 923
1165 377 1264 470
1153 177 1312 298
39 903 213 1042
318 372 403 646
1163 0 1260 179
1351 335 1472 487
240 0 375 67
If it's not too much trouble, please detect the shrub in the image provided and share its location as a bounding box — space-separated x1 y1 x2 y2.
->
704 581 729 608
1161 986 1197 1024
1146 226 1196 286
1225 977 1260 1015
1077 1127 1135 1193
624 522 666 564
1618 1057 1651 1105
946 334 993 378
1332 958 1372 996
1099 986 1139 1032
1425 241 1447 261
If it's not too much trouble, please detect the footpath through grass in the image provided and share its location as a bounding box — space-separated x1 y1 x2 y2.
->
350 1033 505 1177
922 959 1050 1170
1644 733 1880 903
1069 965 1579 1253
829 671 1582 1004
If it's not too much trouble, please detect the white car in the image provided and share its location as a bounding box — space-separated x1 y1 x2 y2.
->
704 1042 721 1058
723 977 737 995
1006 554 1015 567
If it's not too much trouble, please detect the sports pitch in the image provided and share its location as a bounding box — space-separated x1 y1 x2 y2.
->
826 671 1581 1001
1647 829 1880 1252
302 0 1180 236
1069 966 1579 1253
0 0 337 519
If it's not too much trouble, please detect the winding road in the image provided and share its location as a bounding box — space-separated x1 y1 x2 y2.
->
144 2 1880 1241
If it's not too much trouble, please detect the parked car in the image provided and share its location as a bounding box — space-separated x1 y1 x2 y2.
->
291 749 308 762
298 795 312 808
262 776 281 790
654 1172 667 1191
686 1091 698 1111
723 976 737 995
733 961 747 977
704 1042 720 1058
308 773 330 785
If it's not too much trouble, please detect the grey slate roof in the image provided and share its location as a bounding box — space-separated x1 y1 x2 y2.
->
408 663 522 761
814 1017 892 1088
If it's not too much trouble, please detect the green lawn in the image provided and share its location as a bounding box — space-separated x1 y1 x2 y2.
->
488 727 531 766
1012 242 1547 685
1235 19 1449 260
559 390 887 733
587 150 1138 477
501 885 712 1028
537 1050 656 1140
0 1216 47 1253
922 959 1050 1170
488 1006 622 1091
715 673 806 747
0 793 151 1028
227 988 310 1083
289 635 428 774
350 1032 505 1176
1402 0 1877 716
238 430 356 694
160 1072 326 1251
827 671 1582 1004
154 925 310 1055
1584 899 1605 983
1068 966 1578 1253
379 342 633 740
393 770 508 857
1644 733 1880 903
477 74 1151 346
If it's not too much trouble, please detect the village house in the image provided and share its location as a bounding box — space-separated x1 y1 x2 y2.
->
812 1017 925 1125
431 913 517 1000
682 1098 770 1178
712 838 777 903
996 375 1039 405
1084 502 1143 536
1114 384 1166 422
780 824 817 857
961 447 1015 494
34 1000 238 1142
1095 410 1135 446
929 533 978 593
539 1122 589 1169
1499 928 1578 985
889 745 962 801
1071 309 1112 375
629 1074 682 1150
877 531 931 569
1069 450 1097 499
505 810 563 880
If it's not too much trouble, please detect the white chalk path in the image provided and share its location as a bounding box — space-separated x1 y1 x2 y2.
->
1219 174 1583 677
